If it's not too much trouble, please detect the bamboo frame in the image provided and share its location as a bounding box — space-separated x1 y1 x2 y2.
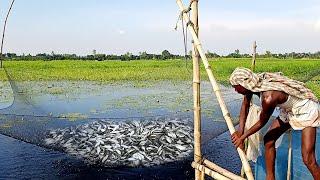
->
0 0 16 68
176 0 254 179
203 159 246 180
191 0 202 180
192 162 231 180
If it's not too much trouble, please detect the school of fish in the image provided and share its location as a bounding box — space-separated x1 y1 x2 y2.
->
44 119 193 167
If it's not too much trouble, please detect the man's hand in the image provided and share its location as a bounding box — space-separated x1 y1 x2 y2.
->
231 131 245 150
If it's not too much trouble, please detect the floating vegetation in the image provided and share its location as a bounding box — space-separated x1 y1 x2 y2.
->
0 123 12 128
44 119 193 167
46 87 65 95
0 80 14 108
58 113 88 121
9 81 103 97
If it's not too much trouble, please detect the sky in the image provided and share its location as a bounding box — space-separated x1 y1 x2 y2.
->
0 0 320 55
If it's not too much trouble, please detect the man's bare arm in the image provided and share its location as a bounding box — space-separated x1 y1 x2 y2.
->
241 93 276 140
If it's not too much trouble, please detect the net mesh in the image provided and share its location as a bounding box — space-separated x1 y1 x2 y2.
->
0 65 242 167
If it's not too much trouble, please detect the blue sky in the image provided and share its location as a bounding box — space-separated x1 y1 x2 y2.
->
1 0 320 55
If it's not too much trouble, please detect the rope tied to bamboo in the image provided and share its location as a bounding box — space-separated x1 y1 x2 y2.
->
174 0 195 31
186 21 195 31
193 154 207 167
174 3 194 73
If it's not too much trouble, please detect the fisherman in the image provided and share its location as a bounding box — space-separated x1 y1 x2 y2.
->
229 67 320 180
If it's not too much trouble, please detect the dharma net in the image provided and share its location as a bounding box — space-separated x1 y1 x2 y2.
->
0 66 243 167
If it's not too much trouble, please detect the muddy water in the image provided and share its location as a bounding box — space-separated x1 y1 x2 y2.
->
0 81 244 179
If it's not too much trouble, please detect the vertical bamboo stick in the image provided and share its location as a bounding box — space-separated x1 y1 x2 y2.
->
241 40 257 178
200 171 205 180
176 1 254 179
191 0 202 179
0 0 16 68
287 130 292 180
251 41 257 72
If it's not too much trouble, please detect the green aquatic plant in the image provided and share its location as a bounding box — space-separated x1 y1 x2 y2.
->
58 113 88 121
0 59 319 100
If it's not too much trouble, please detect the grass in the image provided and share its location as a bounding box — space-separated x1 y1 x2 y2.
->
1 58 320 97
0 68 8 81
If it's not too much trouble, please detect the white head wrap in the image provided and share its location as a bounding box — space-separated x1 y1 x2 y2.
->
229 67 318 102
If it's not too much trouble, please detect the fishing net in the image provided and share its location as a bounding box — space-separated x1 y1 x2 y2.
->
0 65 243 167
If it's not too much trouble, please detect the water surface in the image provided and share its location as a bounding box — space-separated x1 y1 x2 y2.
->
0 81 243 179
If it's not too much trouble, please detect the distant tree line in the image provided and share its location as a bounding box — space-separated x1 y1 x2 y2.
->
3 49 320 61
220 49 320 59
3 50 184 61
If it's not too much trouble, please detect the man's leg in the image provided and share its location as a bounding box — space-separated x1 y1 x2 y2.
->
263 118 291 180
301 127 320 179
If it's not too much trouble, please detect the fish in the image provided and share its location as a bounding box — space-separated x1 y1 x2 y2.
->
44 118 193 167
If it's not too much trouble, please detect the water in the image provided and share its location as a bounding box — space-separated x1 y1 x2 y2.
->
0 131 242 179
0 81 14 109
0 81 243 179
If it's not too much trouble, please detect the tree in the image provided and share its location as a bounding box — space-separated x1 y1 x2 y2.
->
206 50 220 58
161 50 171 60
95 54 106 61
226 49 241 58
121 52 133 61
139 51 148 60
265 51 272 58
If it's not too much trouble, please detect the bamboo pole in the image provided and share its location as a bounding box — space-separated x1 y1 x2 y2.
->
203 159 246 180
191 0 202 179
0 0 16 68
200 171 205 180
176 1 254 179
286 130 292 180
241 41 257 178
192 162 231 180
251 41 257 72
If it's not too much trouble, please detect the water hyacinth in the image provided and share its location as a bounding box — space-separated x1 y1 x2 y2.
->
44 119 194 167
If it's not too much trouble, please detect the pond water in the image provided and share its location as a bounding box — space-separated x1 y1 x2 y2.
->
0 81 14 109
0 80 244 179
0 130 243 179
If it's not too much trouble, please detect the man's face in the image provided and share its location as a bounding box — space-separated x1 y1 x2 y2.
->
233 85 250 95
